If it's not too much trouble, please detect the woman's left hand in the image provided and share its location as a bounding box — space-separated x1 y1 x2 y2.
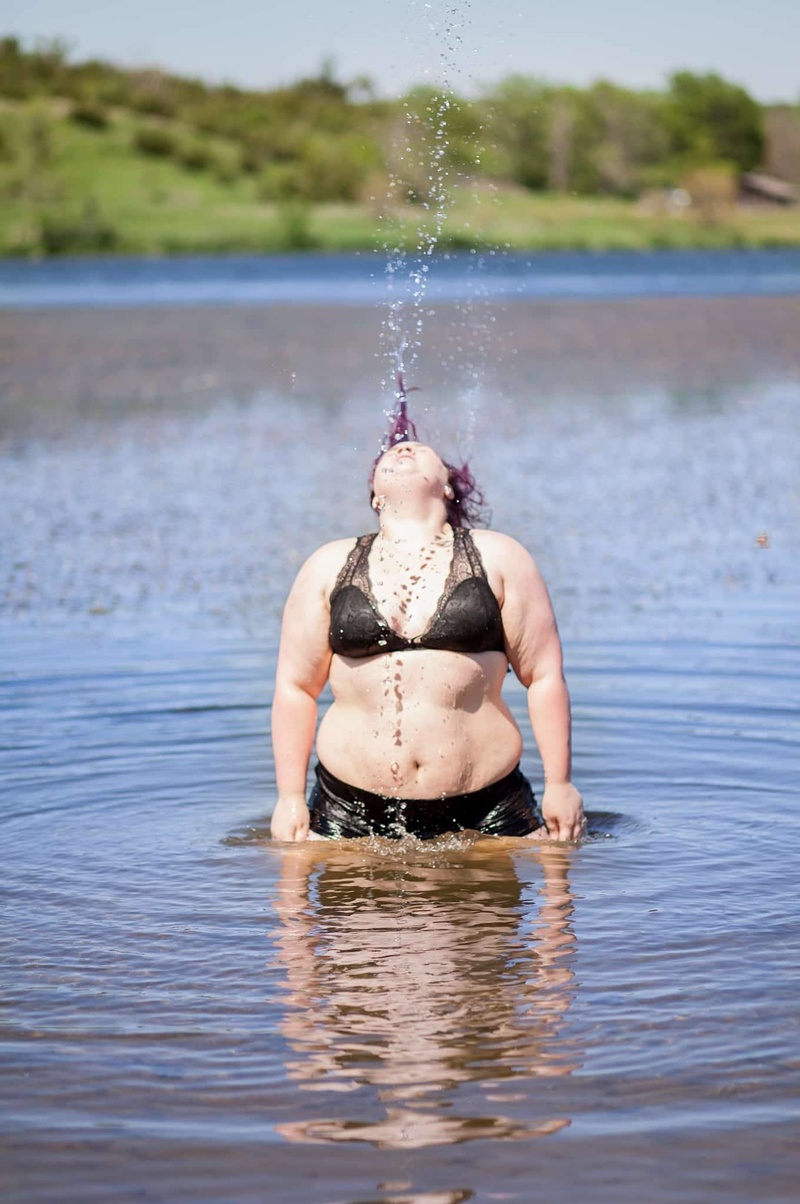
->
540 782 585 842
271 794 311 842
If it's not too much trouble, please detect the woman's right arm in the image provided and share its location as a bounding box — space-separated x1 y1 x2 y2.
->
270 544 343 841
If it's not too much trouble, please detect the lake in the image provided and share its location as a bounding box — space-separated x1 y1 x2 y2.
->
1 251 799 1203
2 248 800 309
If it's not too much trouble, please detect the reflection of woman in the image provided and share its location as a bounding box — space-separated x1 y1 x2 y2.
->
271 394 584 842
272 842 579 1147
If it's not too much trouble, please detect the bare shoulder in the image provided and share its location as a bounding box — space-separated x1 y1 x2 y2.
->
470 529 540 574
291 536 360 595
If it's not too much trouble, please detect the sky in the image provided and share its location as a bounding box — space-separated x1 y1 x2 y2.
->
5 0 800 103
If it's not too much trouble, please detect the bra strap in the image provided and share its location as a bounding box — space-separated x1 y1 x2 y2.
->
460 528 489 580
330 534 373 597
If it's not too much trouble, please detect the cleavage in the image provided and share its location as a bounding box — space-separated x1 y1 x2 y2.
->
366 536 454 641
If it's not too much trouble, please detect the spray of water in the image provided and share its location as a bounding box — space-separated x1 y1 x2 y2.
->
377 1 473 441
383 372 420 450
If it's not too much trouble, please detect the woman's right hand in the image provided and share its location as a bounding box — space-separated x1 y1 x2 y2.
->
540 781 585 843
271 794 311 842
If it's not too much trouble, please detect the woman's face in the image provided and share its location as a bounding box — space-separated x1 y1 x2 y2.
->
372 443 449 502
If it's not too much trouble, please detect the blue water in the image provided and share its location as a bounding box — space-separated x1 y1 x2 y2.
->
2 249 800 308
2 263 800 1202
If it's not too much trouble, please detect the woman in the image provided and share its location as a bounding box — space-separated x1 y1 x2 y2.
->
270 402 584 842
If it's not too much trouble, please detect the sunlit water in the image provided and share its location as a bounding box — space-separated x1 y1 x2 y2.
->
3 249 800 308
2 263 800 1202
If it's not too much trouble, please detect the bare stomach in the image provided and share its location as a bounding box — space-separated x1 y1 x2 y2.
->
316 649 523 798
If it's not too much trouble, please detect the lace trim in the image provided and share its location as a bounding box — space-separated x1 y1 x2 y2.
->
353 534 386 625
332 528 488 642
330 535 372 602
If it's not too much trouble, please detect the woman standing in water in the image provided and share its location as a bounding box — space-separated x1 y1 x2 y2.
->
270 393 584 842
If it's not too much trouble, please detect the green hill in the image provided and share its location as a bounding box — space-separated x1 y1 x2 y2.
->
1 38 799 257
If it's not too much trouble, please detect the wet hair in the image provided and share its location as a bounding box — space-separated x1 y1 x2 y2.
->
440 457 488 529
369 374 489 529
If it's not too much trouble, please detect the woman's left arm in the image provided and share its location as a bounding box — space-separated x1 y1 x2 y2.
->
482 532 585 841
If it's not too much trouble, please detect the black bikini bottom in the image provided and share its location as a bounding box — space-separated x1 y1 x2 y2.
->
309 761 542 840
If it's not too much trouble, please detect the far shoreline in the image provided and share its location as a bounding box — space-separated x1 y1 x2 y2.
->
4 240 800 265
4 193 800 262
4 228 800 262
2 247 800 314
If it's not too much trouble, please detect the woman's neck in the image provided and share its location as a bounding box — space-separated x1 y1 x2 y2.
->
377 502 450 546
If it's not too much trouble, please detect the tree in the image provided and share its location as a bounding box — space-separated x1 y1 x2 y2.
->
480 76 551 190
582 82 670 195
547 91 575 192
666 71 764 171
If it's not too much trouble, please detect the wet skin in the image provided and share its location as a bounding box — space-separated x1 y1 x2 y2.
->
271 443 584 841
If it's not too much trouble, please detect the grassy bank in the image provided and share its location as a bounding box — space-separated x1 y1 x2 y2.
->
2 99 799 257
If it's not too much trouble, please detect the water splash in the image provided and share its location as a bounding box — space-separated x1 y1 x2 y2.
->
377 1 473 439
383 371 420 449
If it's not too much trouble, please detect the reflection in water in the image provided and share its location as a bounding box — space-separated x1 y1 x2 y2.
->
271 840 581 1148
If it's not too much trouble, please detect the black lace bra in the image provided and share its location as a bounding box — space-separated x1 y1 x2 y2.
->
329 528 505 659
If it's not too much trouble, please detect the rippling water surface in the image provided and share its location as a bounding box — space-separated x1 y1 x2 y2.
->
3 249 800 310
2 263 800 1202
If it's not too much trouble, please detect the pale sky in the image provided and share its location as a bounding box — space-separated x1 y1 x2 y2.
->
5 0 799 103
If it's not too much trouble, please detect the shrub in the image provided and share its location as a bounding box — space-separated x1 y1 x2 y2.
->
1 218 40 256
70 101 109 130
275 200 319 249
133 126 178 157
213 149 243 183
258 162 303 201
38 199 119 255
240 144 262 174
27 110 54 169
0 164 25 199
0 119 17 164
257 134 381 203
682 162 738 225
0 37 30 99
179 141 215 172
129 70 176 118
437 227 484 251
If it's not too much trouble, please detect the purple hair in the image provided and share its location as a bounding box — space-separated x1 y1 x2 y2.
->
382 373 419 448
440 457 488 529
370 373 489 529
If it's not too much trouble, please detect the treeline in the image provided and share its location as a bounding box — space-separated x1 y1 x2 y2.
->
0 39 388 204
2 37 797 201
1 36 799 257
